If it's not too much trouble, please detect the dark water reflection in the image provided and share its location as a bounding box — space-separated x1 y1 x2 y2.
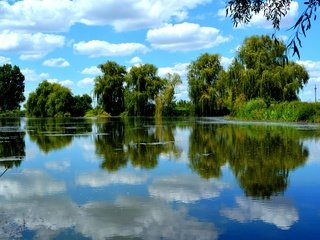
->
0 117 319 239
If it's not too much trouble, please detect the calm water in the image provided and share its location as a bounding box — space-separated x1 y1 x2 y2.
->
0 117 320 239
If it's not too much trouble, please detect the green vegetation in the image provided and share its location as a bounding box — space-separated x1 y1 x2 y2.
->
25 80 92 117
0 64 25 113
1 35 319 122
233 99 320 122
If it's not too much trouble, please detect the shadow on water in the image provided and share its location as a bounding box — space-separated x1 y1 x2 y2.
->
189 122 312 199
0 118 25 173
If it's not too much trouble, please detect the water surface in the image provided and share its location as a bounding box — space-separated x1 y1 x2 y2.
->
0 117 320 239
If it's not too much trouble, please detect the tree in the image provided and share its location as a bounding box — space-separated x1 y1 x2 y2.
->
155 73 182 117
25 80 74 117
225 0 320 58
126 64 164 116
0 64 25 112
72 94 92 117
94 61 127 116
228 35 309 103
188 53 223 116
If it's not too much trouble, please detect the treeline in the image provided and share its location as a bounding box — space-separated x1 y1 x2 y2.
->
0 35 312 119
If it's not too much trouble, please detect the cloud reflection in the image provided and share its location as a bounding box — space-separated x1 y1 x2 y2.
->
220 196 299 230
0 169 65 199
149 174 228 203
76 171 148 187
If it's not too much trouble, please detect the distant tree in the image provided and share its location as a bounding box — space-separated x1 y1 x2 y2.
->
188 53 223 116
126 64 164 116
25 80 74 117
155 73 182 117
227 35 309 103
72 94 92 117
94 61 127 116
225 0 320 58
0 64 25 112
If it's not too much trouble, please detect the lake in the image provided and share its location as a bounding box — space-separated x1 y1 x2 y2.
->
0 117 320 239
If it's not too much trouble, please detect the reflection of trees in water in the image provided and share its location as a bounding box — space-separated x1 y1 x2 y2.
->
27 118 92 153
0 118 25 170
189 124 310 199
94 118 181 171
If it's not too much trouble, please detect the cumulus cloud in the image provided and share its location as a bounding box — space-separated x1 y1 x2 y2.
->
43 57 70 67
81 66 101 75
77 77 94 87
149 174 228 203
0 56 11 65
220 196 299 230
147 22 230 51
130 56 143 65
21 68 50 81
0 0 211 32
73 40 149 57
221 56 233 69
76 171 148 187
0 31 65 60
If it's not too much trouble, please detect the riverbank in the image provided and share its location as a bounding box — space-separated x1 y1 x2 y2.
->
232 99 320 123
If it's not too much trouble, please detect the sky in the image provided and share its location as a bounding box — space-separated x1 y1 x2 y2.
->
0 0 319 103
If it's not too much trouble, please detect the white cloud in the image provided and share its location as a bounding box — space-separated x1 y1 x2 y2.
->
73 40 149 57
130 56 143 65
81 66 101 75
0 169 65 200
21 68 50 81
220 196 299 230
43 57 70 67
76 171 148 187
59 80 74 87
0 31 65 60
76 0 211 31
0 0 76 32
0 0 211 32
0 56 11 65
221 56 233 69
149 175 228 203
147 22 230 51
77 77 95 87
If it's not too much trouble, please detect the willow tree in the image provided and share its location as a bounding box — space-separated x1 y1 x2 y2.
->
155 73 182 117
94 61 127 116
228 35 309 104
188 53 223 116
126 64 164 116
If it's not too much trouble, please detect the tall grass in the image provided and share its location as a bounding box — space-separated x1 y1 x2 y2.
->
232 99 320 122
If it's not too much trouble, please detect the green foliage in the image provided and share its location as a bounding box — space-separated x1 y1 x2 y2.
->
25 81 92 117
0 64 25 112
72 94 92 117
188 53 224 116
126 64 164 116
155 73 182 117
85 107 111 118
233 99 320 122
94 61 126 116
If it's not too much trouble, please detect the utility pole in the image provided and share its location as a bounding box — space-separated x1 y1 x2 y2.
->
315 85 317 103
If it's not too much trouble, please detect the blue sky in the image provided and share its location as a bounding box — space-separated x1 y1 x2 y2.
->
0 0 319 103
